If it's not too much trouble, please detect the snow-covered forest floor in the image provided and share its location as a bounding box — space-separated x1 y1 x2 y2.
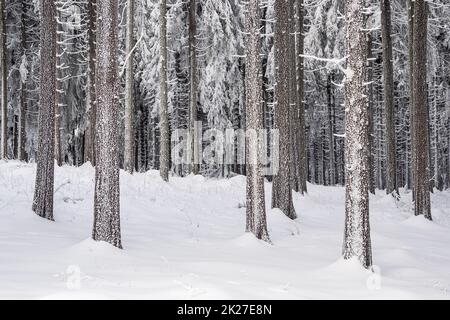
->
0 160 449 299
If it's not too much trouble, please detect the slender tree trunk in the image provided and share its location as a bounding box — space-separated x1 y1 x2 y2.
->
32 0 57 221
380 0 397 195
245 0 270 242
367 34 375 194
159 0 170 181
408 0 415 192
289 0 298 193
272 0 296 220
54 11 63 167
412 0 431 220
295 0 307 194
0 0 7 159
124 0 135 173
342 0 372 269
327 75 336 186
92 0 122 248
188 0 200 175
84 0 97 165
18 4 27 162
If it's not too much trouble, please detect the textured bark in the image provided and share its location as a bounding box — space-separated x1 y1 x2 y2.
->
272 0 296 220
84 0 97 166
124 0 135 173
288 0 298 193
342 0 372 269
32 0 57 221
92 0 122 248
18 3 27 162
380 0 397 195
188 0 200 175
367 34 375 195
54 13 63 167
295 0 307 194
244 0 270 242
0 0 7 159
327 75 336 186
412 0 431 220
408 0 415 192
159 0 170 182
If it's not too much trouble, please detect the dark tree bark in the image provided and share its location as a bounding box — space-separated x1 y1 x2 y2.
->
54 9 63 167
124 0 135 173
84 0 97 165
342 0 372 269
32 0 57 220
18 2 28 162
408 0 415 192
159 0 170 182
289 0 298 193
0 0 7 159
272 0 296 220
92 0 122 248
412 0 431 220
380 0 397 195
188 0 200 175
367 33 375 195
295 0 307 194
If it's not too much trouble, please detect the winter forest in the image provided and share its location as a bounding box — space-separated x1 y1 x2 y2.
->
0 0 450 299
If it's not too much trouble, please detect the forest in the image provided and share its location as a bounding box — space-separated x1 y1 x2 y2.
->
0 0 449 299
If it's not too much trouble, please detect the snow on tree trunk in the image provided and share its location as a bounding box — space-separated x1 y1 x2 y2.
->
92 0 122 248
0 0 7 159
188 0 199 175
244 0 270 242
412 0 432 220
408 0 415 193
124 0 135 174
18 4 27 162
381 0 397 195
54 10 63 167
367 33 375 195
84 0 97 166
272 0 296 220
295 0 307 194
159 0 170 182
32 0 57 221
288 0 298 193
342 0 372 269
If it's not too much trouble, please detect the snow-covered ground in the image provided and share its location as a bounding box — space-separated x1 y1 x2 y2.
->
0 160 449 299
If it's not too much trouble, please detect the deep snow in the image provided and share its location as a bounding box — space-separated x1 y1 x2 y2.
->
0 160 449 299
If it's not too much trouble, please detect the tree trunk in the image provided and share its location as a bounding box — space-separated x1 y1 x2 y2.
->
84 0 97 166
32 0 57 221
188 0 200 175
367 34 375 194
54 9 63 167
412 0 431 220
272 0 296 220
92 0 122 248
327 74 336 186
245 0 270 242
380 0 397 195
0 0 7 159
124 0 135 173
159 0 170 182
295 0 307 194
342 0 372 269
289 0 298 193
408 0 415 192
18 3 27 162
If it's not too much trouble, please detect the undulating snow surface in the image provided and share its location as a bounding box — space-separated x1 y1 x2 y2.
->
0 160 449 299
